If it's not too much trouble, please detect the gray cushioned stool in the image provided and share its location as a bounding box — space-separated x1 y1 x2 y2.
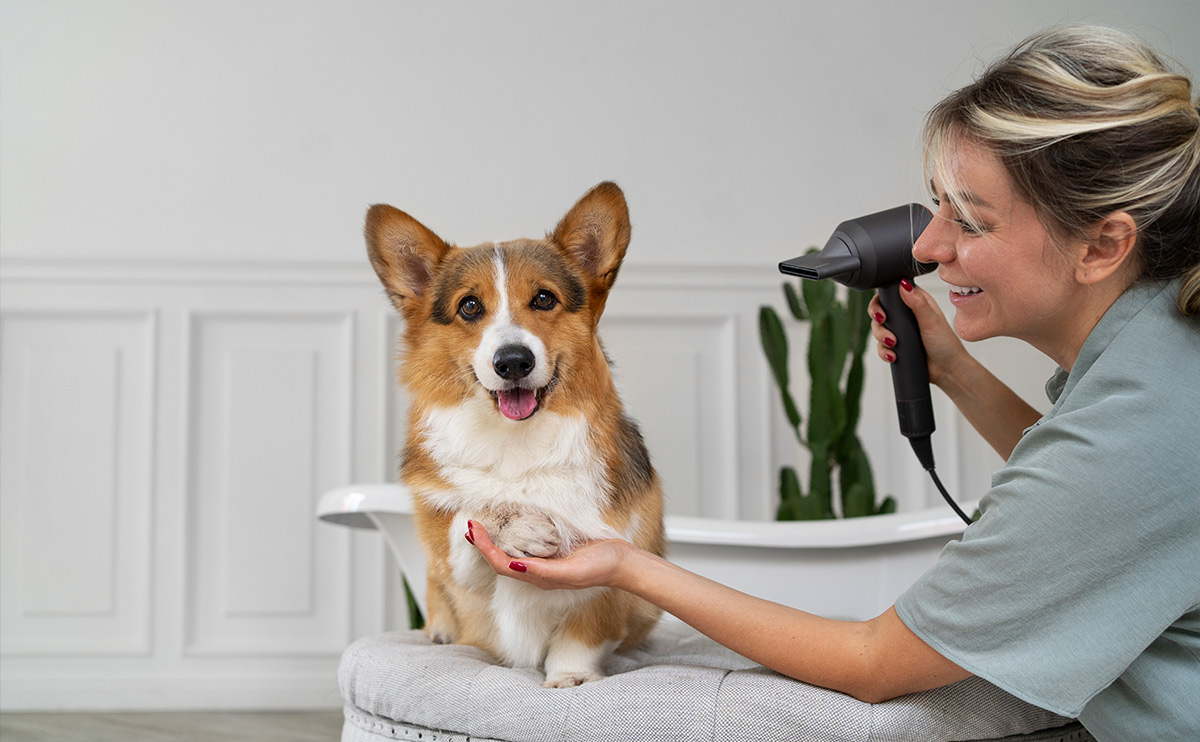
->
338 622 1093 742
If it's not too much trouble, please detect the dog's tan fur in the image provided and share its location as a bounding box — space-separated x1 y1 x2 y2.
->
364 182 664 687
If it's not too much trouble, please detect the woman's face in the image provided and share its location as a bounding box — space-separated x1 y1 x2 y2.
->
913 140 1084 354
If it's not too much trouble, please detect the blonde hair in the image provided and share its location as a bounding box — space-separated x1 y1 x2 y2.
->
923 26 1200 314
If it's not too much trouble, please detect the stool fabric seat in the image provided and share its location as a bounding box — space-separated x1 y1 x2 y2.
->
338 622 1093 742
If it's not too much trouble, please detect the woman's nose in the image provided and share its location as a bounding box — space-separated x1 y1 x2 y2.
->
913 216 955 265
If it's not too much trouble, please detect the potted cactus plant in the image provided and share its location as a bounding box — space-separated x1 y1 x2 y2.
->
759 262 896 520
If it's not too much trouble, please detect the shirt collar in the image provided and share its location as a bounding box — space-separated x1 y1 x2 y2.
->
1044 279 1175 405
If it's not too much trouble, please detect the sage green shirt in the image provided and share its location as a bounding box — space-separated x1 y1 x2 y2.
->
896 279 1200 741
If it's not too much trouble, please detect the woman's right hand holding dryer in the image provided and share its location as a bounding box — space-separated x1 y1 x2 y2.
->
868 279 1041 461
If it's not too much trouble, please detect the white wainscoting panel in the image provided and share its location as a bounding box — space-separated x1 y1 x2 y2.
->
600 315 740 518
0 311 155 656
603 270 782 520
0 262 397 709
184 311 355 655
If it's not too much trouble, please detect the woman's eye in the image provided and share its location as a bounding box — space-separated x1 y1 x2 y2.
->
458 296 483 320
955 219 987 236
531 290 558 311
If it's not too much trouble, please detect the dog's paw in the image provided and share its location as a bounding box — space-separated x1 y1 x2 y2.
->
542 669 604 688
424 620 457 645
492 510 562 558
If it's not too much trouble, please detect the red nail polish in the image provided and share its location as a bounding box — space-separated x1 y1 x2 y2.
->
900 278 914 292
883 337 895 348
885 352 896 363
509 561 527 573
873 312 885 324
465 531 475 545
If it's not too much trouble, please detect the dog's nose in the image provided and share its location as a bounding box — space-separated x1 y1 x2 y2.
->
493 345 535 380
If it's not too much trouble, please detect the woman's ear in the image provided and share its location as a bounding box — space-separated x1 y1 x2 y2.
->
1077 211 1138 285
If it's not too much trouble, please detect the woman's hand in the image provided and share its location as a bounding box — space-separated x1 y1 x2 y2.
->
869 280 966 388
869 279 1042 460
467 520 634 591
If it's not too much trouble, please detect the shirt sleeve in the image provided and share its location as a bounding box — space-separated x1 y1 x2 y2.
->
895 357 1200 717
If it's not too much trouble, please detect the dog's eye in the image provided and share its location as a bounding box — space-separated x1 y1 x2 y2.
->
458 296 484 320
531 290 558 311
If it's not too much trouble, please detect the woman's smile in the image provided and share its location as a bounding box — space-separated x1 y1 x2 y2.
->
947 282 983 305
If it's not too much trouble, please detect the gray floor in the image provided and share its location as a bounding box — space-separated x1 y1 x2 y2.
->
0 711 344 742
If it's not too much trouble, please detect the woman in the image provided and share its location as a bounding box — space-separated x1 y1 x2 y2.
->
471 26 1200 739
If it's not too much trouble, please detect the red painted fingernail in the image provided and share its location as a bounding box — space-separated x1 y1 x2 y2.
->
873 312 885 324
465 531 475 545
509 561 527 573
883 337 895 348
900 278 914 292
885 352 896 363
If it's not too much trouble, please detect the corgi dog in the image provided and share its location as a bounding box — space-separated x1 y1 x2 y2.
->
364 182 665 688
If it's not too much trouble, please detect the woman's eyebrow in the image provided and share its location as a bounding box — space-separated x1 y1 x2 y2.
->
929 179 995 210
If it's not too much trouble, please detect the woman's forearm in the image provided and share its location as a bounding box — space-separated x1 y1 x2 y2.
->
938 353 1043 460
612 546 969 702
469 520 969 702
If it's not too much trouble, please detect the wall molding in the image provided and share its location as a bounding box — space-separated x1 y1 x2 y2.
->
0 257 783 290
1 670 344 711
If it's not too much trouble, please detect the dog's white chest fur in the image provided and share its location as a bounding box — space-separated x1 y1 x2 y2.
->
418 396 621 671
418 396 616 538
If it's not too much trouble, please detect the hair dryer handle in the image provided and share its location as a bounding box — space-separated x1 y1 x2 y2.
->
878 282 936 443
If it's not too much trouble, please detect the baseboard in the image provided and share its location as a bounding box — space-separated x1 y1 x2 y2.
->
0 672 344 711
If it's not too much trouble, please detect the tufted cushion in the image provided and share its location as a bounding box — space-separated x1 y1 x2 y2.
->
338 622 1093 742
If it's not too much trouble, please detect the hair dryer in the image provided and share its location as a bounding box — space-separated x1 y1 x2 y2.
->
778 204 971 524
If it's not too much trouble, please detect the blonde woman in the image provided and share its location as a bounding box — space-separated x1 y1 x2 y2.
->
471 26 1200 740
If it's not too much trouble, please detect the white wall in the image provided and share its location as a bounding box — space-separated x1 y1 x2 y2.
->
5 1 1199 267
2 0 1197 710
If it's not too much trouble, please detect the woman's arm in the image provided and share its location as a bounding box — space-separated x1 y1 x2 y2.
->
468 523 971 703
870 282 1041 460
932 351 1043 461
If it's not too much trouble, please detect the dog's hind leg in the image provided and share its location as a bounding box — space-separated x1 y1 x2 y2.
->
541 590 626 688
543 636 617 689
424 574 460 645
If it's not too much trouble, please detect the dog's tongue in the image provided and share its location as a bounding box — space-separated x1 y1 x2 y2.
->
498 388 538 420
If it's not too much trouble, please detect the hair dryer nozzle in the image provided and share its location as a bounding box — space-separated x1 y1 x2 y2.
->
779 238 860 280
778 204 935 291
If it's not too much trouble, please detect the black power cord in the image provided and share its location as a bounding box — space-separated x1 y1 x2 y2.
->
929 468 974 526
910 435 974 526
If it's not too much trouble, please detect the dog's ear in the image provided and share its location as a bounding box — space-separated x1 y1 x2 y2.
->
551 182 631 295
364 204 450 313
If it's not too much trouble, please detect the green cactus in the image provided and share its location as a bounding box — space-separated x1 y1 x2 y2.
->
759 265 897 520
403 576 425 630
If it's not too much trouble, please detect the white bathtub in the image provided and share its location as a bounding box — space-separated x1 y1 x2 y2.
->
316 483 971 622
